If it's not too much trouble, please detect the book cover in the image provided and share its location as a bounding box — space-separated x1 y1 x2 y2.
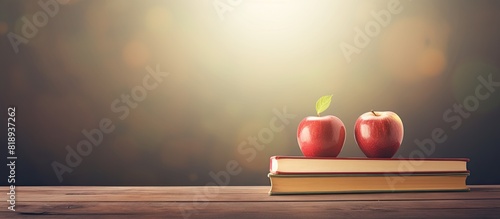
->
268 172 470 195
270 156 470 175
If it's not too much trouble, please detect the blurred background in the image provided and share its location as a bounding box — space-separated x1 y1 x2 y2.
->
1 0 499 186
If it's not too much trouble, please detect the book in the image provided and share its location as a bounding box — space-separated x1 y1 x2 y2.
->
268 172 470 195
270 156 469 175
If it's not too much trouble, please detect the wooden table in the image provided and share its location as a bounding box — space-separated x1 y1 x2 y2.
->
2 185 499 218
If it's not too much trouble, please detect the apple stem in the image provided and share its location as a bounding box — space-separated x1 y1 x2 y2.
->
371 110 379 116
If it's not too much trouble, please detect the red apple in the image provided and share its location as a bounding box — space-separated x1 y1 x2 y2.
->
297 116 346 157
354 110 404 158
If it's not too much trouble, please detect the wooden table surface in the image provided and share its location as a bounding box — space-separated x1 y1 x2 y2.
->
2 185 499 218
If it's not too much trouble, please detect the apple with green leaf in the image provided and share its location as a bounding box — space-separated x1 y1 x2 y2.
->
297 95 346 157
354 110 404 158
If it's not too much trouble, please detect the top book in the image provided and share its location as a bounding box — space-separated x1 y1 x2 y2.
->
270 156 469 174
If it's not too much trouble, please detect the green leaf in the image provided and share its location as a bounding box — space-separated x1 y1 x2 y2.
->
315 95 333 116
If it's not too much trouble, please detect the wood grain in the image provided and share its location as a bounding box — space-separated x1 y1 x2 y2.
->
1 185 499 218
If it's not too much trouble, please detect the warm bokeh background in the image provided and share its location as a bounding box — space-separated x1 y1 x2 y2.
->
1 0 499 185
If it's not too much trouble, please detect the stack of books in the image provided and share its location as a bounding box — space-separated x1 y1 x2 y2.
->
268 156 470 195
